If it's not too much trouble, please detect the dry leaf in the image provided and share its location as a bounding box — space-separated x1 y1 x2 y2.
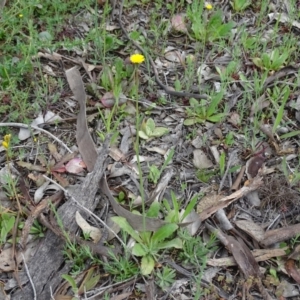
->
207 223 260 278
235 220 265 243
65 67 97 172
110 293 132 300
109 147 126 161
285 259 300 284
18 111 62 140
180 210 201 236
0 248 21 271
197 193 223 214
193 149 214 169
48 143 62 161
65 157 86 174
171 14 187 32
75 211 102 243
52 172 69 188
262 223 300 247
207 248 287 267
17 161 46 172
198 176 263 221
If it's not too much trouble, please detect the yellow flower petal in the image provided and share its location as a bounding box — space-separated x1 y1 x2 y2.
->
130 54 145 64
2 141 9 149
205 3 213 10
2 134 11 149
4 134 11 143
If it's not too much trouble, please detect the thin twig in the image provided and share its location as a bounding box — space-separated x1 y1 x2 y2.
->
21 253 36 300
231 165 246 191
42 175 127 248
218 149 238 193
0 122 73 153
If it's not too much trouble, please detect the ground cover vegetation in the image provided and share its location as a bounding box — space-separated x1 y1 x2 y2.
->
1 0 300 299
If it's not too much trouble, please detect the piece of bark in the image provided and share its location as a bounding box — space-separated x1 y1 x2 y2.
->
261 223 300 247
11 138 110 300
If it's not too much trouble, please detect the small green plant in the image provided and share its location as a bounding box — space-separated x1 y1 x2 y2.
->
97 105 125 143
61 267 101 300
270 86 290 133
163 191 198 224
187 1 234 42
100 58 132 92
196 169 217 183
184 93 227 125
103 252 139 282
49 203 100 275
18 219 45 238
178 229 216 266
155 266 176 290
219 152 226 176
111 216 182 275
225 131 234 147
148 165 160 184
63 241 100 275
0 210 15 245
231 0 251 12
252 49 290 72
139 118 169 140
290 233 300 248
148 149 174 184
62 274 79 300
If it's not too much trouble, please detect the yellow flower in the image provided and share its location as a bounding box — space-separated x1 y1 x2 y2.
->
2 134 11 149
19 14 23 18
205 3 213 10
130 54 145 64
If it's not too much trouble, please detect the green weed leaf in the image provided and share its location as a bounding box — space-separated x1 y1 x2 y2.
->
141 255 155 275
273 87 290 132
152 223 178 245
280 130 300 139
181 195 198 221
158 237 183 250
132 243 147 256
147 201 161 218
206 113 226 123
207 92 223 117
62 274 78 292
252 57 263 69
111 216 142 243
82 274 100 292
138 130 149 140
184 118 202 126
151 127 169 137
146 118 156 135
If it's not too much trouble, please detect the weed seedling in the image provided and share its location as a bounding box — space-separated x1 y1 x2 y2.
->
184 92 226 126
231 0 251 12
187 1 234 42
139 118 169 140
163 191 198 224
252 49 290 72
103 252 139 282
112 216 182 275
148 149 174 184
155 266 176 290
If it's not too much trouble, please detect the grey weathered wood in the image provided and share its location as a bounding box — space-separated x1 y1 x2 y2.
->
11 139 110 299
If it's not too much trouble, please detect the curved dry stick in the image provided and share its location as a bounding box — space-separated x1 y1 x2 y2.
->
0 122 73 153
118 0 209 100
